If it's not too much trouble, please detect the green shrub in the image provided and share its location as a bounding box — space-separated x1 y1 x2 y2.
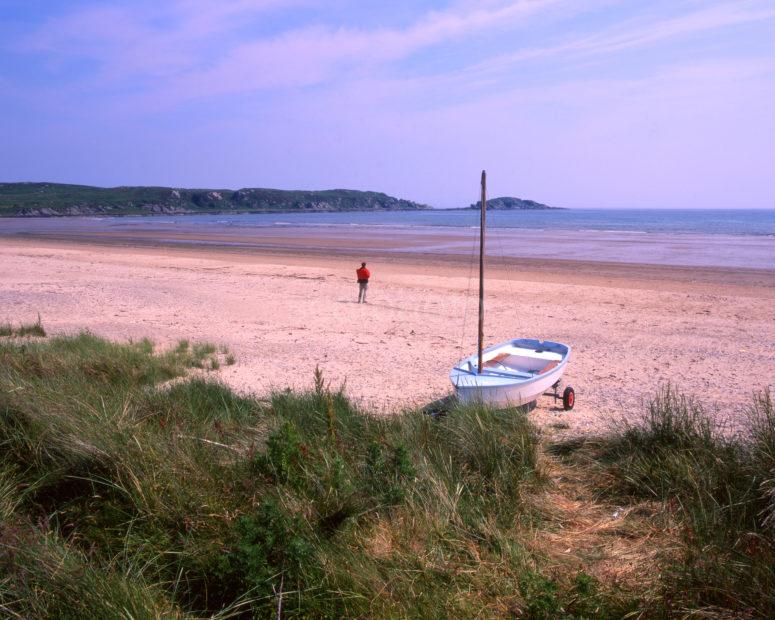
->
256 421 305 486
518 571 564 619
217 499 318 613
364 441 415 505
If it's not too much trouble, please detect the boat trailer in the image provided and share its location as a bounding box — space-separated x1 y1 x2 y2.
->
547 380 576 411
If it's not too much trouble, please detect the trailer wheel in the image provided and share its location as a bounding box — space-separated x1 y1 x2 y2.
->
562 386 575 411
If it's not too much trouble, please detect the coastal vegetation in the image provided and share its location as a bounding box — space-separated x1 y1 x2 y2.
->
1 327 773 618
0 315 45 338
468 197 561 210
0 183 430 217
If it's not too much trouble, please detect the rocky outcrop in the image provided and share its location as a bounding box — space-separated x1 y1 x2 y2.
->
468 197 561 210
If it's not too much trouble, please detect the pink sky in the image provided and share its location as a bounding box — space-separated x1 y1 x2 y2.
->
2 0 774 208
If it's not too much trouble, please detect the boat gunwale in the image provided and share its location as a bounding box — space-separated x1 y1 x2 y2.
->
450 339 571 389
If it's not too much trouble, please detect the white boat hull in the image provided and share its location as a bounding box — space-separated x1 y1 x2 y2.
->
450 338 570 408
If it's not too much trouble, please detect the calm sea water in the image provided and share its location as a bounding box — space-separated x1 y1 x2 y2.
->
3 208 774 234
123 208 775 236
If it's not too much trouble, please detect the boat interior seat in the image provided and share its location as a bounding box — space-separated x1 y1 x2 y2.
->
536 360 560 375
483 352 511 368
485 353 560 374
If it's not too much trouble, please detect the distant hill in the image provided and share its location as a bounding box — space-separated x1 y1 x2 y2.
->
0 183 431 217
468 197 561 210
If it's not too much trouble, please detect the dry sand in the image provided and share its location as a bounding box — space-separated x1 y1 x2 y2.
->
1 237 773 435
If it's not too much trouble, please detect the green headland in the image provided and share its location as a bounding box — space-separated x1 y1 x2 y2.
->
0 182 431 217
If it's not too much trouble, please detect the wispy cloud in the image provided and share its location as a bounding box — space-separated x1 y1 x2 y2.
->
162 1 569 97
459 0 775 80
21 0 774 106
19 0 570 94
19 0 309 79
3 0 774 207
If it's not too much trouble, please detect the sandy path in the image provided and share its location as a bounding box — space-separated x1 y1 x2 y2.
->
1 239 773 435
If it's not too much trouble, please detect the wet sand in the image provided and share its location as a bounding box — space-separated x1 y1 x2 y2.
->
3 214 775 269
1 236 773 435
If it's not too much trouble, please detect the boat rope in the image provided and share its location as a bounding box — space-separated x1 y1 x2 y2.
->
492 222 522 326
459 198 481 356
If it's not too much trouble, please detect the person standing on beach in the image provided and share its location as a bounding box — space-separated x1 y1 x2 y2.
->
356 262 370 303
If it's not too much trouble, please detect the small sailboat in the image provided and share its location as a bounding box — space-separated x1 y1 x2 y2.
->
449 171 575 410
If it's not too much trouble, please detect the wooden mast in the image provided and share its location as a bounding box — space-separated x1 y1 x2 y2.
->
477 170 486 374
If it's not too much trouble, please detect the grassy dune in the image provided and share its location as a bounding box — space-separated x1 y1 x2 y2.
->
0 329 773 618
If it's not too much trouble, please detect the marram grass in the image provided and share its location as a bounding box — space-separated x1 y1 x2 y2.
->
1 331 773 618
0 314 46 338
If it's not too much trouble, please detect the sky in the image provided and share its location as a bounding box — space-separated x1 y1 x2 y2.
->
1 0 774 209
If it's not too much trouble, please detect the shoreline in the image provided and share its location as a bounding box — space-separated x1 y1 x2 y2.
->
3 211 775 270
4 233 775 293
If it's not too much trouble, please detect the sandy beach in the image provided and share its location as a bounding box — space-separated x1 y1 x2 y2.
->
1 236 773 435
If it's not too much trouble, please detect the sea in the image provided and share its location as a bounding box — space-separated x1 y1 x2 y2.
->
2 209 775 270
